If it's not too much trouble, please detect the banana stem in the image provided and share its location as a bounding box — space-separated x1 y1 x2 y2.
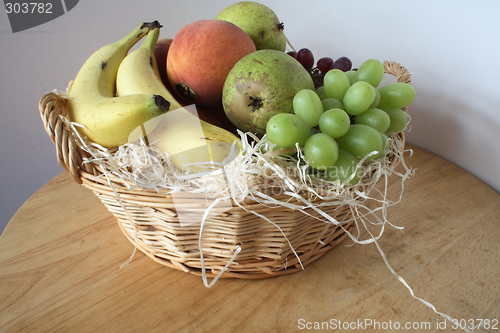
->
143 27 163 81
140 20 162 31
119 21 161 51
142 27 160 54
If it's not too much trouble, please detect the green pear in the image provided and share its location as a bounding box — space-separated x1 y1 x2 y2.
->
215 1 287 51
222 49 315 136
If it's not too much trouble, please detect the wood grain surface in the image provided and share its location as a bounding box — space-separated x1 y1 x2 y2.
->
1 144 499 333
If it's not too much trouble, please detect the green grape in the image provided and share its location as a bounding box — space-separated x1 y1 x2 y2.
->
379 131 389 146
293 89 324 127
355 59 385 87
336 124 383 160
343 81 376 115
378 82 416 108
319 108 350 138
354 107 391 132
372 131 390 159
381 107 409 132
266 113 311 148
370 88 380 107
304 133 339 170
379 131 389 149
345 70 357 85
323 69 351 101
327 148 361 185
322 97 344 111
315 86 328 100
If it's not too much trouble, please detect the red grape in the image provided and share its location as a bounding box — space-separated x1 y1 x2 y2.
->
333 56 352 72
287 51 298 59
296 48 314 70
316 57 334 74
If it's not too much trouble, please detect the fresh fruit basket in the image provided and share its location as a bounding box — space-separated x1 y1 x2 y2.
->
39 2 413 282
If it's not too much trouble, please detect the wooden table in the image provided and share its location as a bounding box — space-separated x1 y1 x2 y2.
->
1 144 499 333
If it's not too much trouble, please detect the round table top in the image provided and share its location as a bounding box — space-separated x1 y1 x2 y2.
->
1 144 499 332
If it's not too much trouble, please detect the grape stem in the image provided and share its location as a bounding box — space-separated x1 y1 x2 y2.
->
285 33 296 52
309 67 323 87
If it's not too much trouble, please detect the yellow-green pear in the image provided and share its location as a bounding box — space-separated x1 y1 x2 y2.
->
216 1 287 51
222 49 314 136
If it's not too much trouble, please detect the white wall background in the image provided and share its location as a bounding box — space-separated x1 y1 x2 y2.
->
1 0 499 233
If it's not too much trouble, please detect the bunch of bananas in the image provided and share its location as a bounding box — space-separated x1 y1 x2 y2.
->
67 21 240 172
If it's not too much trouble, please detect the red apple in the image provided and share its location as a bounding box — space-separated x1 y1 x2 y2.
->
166 19 256 107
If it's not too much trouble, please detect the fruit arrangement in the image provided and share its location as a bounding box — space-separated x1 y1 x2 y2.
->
65 20 241 173
39 0 415 281
61 0 414 187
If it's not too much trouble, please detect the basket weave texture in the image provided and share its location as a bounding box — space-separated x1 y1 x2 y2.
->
39 61 410 279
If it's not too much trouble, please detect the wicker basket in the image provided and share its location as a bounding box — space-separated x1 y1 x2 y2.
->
39 61 410 279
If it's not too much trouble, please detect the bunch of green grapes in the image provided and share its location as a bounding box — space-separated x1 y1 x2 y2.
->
266 58 415 185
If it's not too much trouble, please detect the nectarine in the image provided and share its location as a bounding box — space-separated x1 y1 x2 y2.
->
166 19 256 107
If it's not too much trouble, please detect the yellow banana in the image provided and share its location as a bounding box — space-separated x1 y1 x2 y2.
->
116 27 241 173
67 21 170 148
116 27 183 111
133 107 241 173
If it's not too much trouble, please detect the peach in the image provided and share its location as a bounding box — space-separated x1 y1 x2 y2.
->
154 36 236 131
166 19 256 107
